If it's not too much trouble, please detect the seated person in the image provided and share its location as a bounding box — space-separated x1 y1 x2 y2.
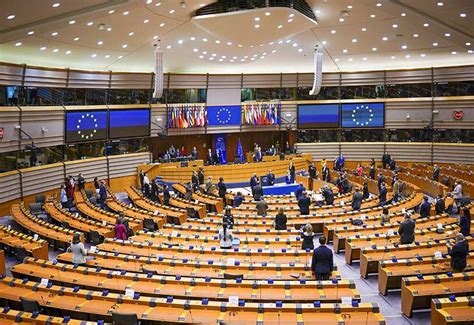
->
256 199 268 216
219 224 233 249
447 233 469 272
398 213 415 244
233 192 244 207
311 235 334 280
69 232 87 265
274 207 287 230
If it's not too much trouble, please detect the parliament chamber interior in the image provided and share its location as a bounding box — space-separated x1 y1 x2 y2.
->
0 0 473 324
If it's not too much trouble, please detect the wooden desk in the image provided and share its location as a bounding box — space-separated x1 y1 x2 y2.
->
401 271 474 317
0 307 95 324
431 296 474 325
0 224 48 260
0 251 4 276
173 184 224 213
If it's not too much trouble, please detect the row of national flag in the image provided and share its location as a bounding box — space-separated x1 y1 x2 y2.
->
168 104 207 128
168 102 281 129
242 102 281 126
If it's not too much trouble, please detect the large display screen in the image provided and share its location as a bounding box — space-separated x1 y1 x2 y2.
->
341 102 385 128
297 104 340 129
65 110 108 143
109 109 150 138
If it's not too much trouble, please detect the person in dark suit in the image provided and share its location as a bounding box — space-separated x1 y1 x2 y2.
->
447 233 469 272
254 147 262 162
222 206 234 229
99 180 107 210
377 173 385 190
369 165 375 180
298 192 311 215
267 169 275 186
77 173 86 191
419 196 431 218
370 158 375 167
206 149 214 165
379 182 387 206
233 192 244 207
139 170 145 189
398 213 416 244
351 187 363 211
322 165 329 182
191 147 198 160
389 158 397 171
253 183 263 201
250 173 259 195
256 199 268 216
435 194 445 215
214 149 221 165
321 185 334 206
274 207 287 230
191 171 199 191
308 163 317 190
163 185 171 206
311 235 334 280
198 168 205 186
150 181 159 202
295 183 304 200
460 207 471 237
217 177 227 199
432 165 440 181
301 224 315 250
382 152 391 169
362 180 370 200
288 162 296 183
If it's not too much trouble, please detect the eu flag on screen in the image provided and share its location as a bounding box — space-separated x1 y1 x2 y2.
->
66 111 107 143
207 105 241 126
341 103 385 128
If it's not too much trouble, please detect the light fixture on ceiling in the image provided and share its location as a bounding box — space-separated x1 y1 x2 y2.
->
98 23 106 31
40 46 47 51
180 1 186 8
27 31 34 35
15 42 22 47
7 15 15 20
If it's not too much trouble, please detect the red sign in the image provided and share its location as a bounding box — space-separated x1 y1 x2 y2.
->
0 127 3 140
453 110 464 120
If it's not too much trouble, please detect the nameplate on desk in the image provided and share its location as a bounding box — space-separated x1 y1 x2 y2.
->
228 296 239 306
125 288 135 298
341 296 352 305
154 210 159 215
33 234 39 241
227 258 236 266
90 246 97 253
40 278 49 287
102 221 107 226
434 251 442 258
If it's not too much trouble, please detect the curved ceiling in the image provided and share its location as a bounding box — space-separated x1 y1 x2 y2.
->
0 0 472 74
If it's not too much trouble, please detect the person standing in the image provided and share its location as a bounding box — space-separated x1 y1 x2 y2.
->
452 181 463 202
206 148 214 165
382 152 391 169
191 171 199 191
163 185 171 206
377 173 385 191
295 183 304 200
435 194 446 215
432 165 440 181
288 162 296 183
267 169 275 186
351 187 363 211
253 182 263 201
66 175 75 199
69 233 87 265
447 233 469 272
274 207 287 230
198 168 205 186
139 170 145 189
191 146 198 160
321 185 334 206
222 207 234 229
256 199 268 216
219 223 234 249
356 164 363 177
460 207 471 237
99 180 107 210
60 185 68 208
419 196 431 218
322 164 330 182
379 182 387 206
77 173 86 191
150 181 159 202
298 192 311 215
398 213 416 244
218 177 227 199
362 180 370 200
114 216 128 240
369 165 376 180
250 173 259 195
308 162 317 190
205 176 213 194
301 224 315 250
311 236 334 280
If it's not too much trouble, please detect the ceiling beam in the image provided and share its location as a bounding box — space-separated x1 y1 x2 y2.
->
0 0 130 44
388 0 473 39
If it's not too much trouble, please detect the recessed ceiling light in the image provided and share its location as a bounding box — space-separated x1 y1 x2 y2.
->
361 27 367 32
401 45 407 49
466 42 472 46
153 35 159 40
193 48 198 52
444 32 451 37
232 56 237 59
52 3 60 8
7 15 15 20
169 9 175 14
352 38 357 43
107 27 112 32
250 58 255 61
218 58 223 62
288 19 293 22
53 48 59 53
122 44 128 48
468 50 473 54
118 55 123 59
254 17 260 21
437 2 443 6
277 25 283 29
66 50 71 55
108 10 115 14
370 14 376 18
322 40 327 45
423 23 429 27
212 53 216 57
286 40 291 43
298 48 303 52
199 55 204 59
166 45 171 49
230 59 234 62
391 56 396 59
255 24 260 28
189 37 195 41
87 21 93 26
156 2 161 6
159 23 165 27
342 49 348 53
348 58 353 61
347 5 352 9
420 53 426 57
238 44 243 47
27 31 34 35
271 49 276 53
405 54 411 58
331 30 336 34
210 57 214 60
413 33 419 37
128 32 134 36
227 41 232 45
51 32 58 36
269 42 274 45
339 18 344 22
215 40 220 44
91 53 97 58
105 54 110 58
202 38 208 42
292 43 298 47
202 51 207 54
278 40 283 44
334 58 339 62
459 13 466 18
433 42 439 46
178 39 183 44
382 36 388 41
146 0 152 3
240 58 245 62
401 12 407 17
97 41 103 45
392 24 398 28
143 19 149 23
451 51 457 55
265 12 271 16
372 47 377 51
69 20 76 25
221 55 227 58
40 46 46 51
14 42 22 47
73 37 79 41
123 11 129 15
363 57 367 61
376 3 382 7
289 14 294 18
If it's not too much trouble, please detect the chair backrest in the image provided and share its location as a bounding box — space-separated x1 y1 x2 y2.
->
143 218 156 231
35 194 45 204
89 197 97 205
85 189 93 198
89 230 102 245
112 312 139 325
223 273 244 280
20 297 41 313
14 247 28 261
29 203 42 215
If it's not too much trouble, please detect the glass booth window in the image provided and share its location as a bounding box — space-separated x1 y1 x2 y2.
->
433 129 474 143
63 88 86 105
297 130 340 143
23 87 63 106
86 89 107 105
64 141 106 161
105 138 150 156
297 86 339 100
339 85 385 99
386 83 432 98
341 129 385 142
434 81 474 97
0 151 18 173
388 129 432 142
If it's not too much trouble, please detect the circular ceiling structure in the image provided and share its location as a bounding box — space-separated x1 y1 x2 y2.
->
0 0 472 73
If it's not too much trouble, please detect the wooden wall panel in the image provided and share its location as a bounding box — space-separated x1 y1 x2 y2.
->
433 65 474 82
384 142 432 162
20 163 64 197
0 63 23 86
0 171 21 204
295 143 340 160
108 153 151 178
20 107 65 148
433 144 474 164
340 143 385 161
433 98 474 129
340 71 385 86
385 99 432 129
64 157 108 183
168 74 207 89
110 73 153 89
385 68 432 84
23 67 68 88
68 70 110 89
0 107 20 153
207 75 241 89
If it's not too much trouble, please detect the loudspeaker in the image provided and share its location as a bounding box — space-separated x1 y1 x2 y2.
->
309 46 323 96
153 44 163 99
